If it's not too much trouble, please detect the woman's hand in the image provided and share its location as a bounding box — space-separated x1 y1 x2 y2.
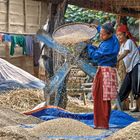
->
84 39 91 44
117 50 130 62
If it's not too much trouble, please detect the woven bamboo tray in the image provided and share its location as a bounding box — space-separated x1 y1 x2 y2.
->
52 23 97 45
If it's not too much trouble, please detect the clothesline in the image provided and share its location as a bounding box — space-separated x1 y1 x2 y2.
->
0 32 37 56
0 31 36 36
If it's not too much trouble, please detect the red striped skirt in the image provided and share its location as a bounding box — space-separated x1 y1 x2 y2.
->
92 66 118 129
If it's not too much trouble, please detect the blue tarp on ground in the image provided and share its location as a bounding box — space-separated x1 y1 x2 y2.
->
28 106 138 128
25 106 138 139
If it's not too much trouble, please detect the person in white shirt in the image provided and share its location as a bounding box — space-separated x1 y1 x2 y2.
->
116 24 140 112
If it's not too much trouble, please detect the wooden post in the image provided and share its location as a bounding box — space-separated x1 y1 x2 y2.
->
82 92 87 105
40 0 68 108
7 0 10 32
138 19 140 45
24 0 27 32
130 92 134 108
38 1 41 26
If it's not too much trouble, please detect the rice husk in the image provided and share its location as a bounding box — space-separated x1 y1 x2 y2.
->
28 118 104 137
54 31 92 45
0 126 38 140
0 88 140 140
106 121 140 140
0 107 43 140
53 23 97 45
0 107 43 128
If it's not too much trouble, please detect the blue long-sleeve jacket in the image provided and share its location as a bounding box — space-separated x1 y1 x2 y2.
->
87 35 120 67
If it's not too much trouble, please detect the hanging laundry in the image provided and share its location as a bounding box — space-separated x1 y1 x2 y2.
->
10 35 26 56
3 34 11 42
25 36 33 56
0 34 3 42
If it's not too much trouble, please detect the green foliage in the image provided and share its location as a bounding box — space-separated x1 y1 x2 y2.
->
127 17 136 25
65 5 115 24
65 5 136 26
64 5 137 42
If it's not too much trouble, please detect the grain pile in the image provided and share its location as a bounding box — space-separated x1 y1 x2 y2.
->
0 89 104 139
0 107 104 139
0 88 140 140
0 107 43 128
0 126 38 140
28 118 104 137
0 89 44 112
0 107 43 140
106 121 140 140
54 31 92 45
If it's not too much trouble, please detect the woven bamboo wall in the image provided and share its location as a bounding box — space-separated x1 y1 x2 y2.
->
0 0 48 33
0 0 49 76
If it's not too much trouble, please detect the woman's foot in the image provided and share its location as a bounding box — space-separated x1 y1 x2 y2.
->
130 108 139 113
94 126 109 129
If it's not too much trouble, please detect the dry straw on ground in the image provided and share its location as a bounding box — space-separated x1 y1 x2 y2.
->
0 89 44 112
67 96 93 113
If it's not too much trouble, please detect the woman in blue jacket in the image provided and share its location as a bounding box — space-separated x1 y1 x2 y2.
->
87 22 120 129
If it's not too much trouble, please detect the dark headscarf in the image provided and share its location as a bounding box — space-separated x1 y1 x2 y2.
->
102 22 115 34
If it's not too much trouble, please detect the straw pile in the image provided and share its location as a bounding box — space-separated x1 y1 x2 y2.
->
66 96 93 113
0 89 44 112
106 121 140 140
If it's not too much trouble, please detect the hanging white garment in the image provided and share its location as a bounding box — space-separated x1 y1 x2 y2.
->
0 58 45 91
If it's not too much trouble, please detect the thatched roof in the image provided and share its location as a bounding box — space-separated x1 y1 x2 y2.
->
35 0 140 18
